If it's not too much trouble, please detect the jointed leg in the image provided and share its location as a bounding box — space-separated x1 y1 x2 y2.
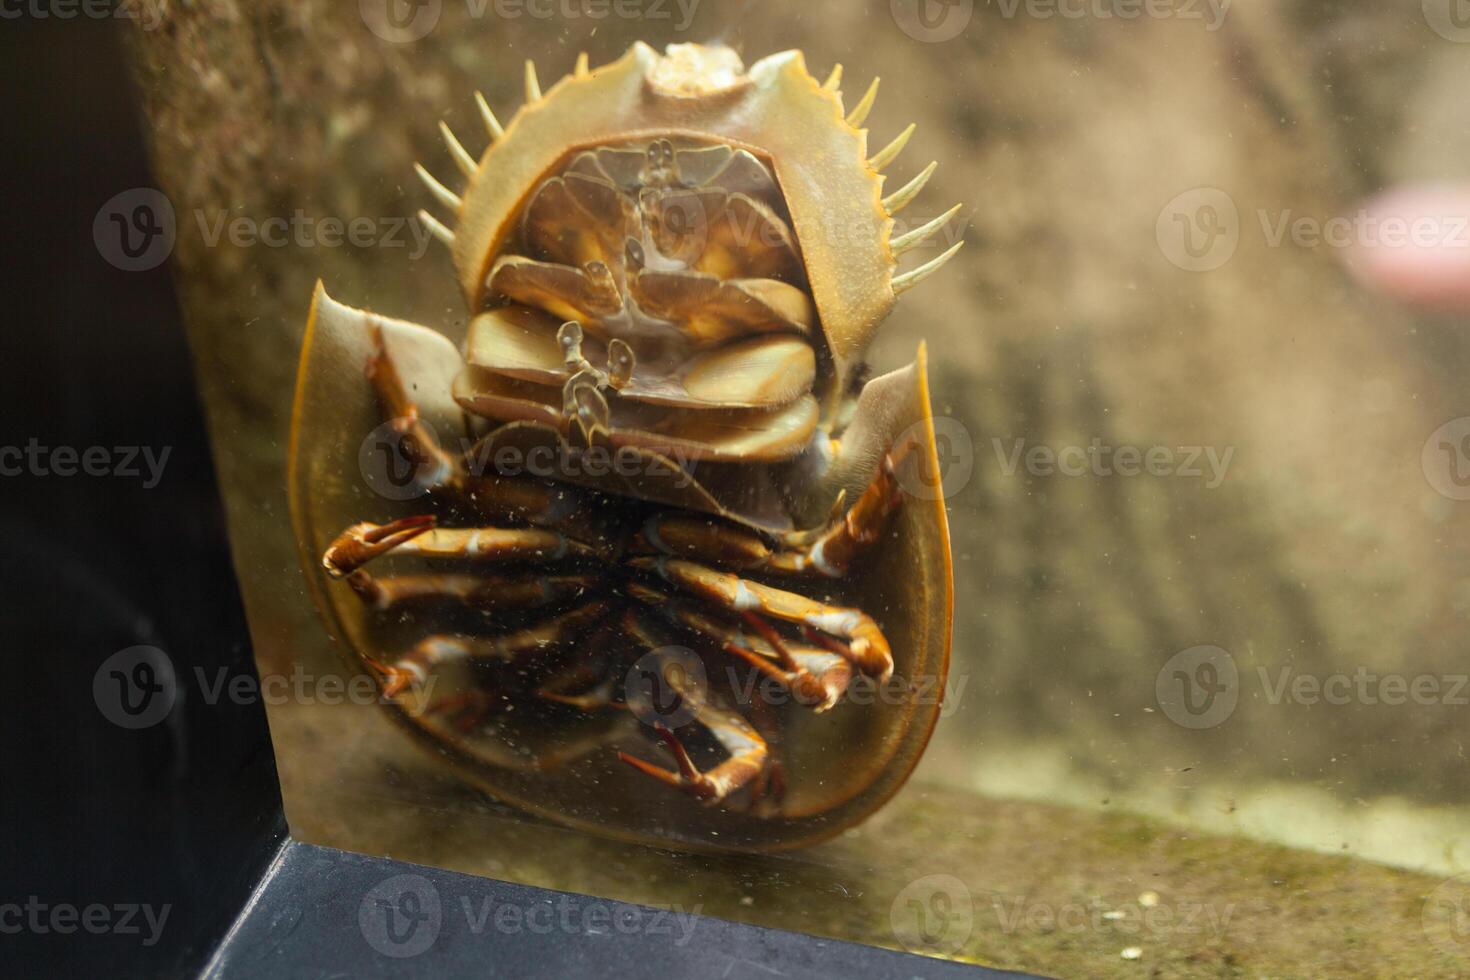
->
769 437 912 576
345 570 598 613
537 624 627 712
621 720 767 805
367 329 460 493
366 601 611 696
743 679 788 813
615 612 770 805
629 439 911 579
631 557 894 681
369 328 599 529
344 334 912 812
627 582 852 711
424 689 509 733
323 516 594 577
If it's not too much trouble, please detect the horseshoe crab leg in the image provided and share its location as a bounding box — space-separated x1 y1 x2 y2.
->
365 600 611 697
629 440 910 579
538 668 622 713
615 612 770 805
366 331 460 492
322 516 595 577
343 569 599 613
627 582 851 711
423 688 512 733
321 514 437 576
620 721 768 805
767 438 913 576
368 329 598 530
537 624 628 711
630 557 894 681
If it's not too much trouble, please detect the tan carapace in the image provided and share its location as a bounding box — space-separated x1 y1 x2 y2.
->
289 42 960 851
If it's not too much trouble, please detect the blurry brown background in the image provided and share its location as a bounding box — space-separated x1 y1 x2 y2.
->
124 0 1470 974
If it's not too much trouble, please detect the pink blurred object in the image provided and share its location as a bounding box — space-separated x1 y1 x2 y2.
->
1345 184 1470 313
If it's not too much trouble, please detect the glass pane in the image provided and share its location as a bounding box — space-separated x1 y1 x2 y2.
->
128 3 1470 974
